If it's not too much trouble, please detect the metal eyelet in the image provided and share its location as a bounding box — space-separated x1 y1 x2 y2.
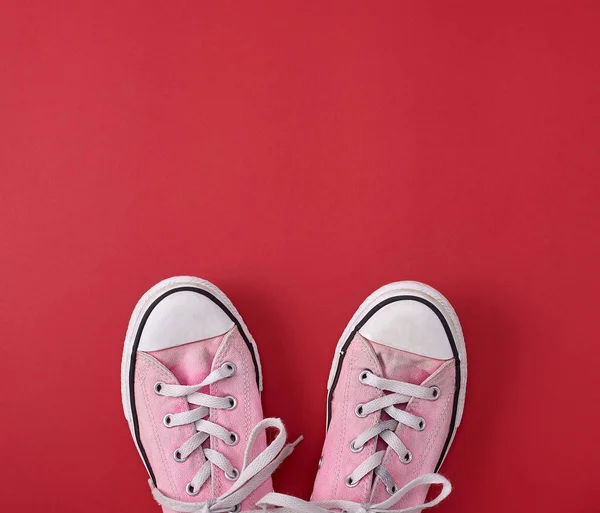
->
230 505 241 513
225 467 240 481
318 456 324 469
163 414 173 427
154 382 164 394
430 386 441 400
226 396 237 410
401 450 413 464
173 449 186 462
227 431 239 446
345 475 359 488
349 440 364 453
417 418 426 431
386 484 398 495
223 362 236 374
359 369 372 384
186 483 200 496
355 404 367 418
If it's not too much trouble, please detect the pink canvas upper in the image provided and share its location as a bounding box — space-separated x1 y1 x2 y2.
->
134 326 271 513
312 333 456 509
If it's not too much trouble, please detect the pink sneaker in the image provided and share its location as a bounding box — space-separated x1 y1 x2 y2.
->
309 281 468 511
121 276 297 513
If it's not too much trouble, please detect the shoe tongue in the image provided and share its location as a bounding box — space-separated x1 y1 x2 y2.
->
147 332 227 386
364 337 446 504
367 337 445 387
145 331 231 507
363 336 445 437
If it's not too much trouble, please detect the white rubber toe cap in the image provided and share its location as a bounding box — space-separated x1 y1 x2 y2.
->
138 290 235 352
358 299 454 360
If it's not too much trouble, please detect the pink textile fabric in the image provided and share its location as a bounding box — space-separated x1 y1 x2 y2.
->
134 327 271 513
312 333 455 509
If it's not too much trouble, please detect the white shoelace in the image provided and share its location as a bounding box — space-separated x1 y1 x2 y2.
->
347 370 442 494
255 370 450 513
151 361 301 513
257 473 451 513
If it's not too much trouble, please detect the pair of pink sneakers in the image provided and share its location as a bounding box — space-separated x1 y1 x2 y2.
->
121 277 467 513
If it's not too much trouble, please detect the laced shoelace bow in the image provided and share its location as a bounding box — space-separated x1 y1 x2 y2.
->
150 361 301 513
257 473 451 513
151 417 301 513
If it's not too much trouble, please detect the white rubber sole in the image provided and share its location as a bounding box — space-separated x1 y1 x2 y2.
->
326 281 467 466
120 276 263 435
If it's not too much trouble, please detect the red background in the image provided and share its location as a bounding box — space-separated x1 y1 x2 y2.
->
1 2 599 512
